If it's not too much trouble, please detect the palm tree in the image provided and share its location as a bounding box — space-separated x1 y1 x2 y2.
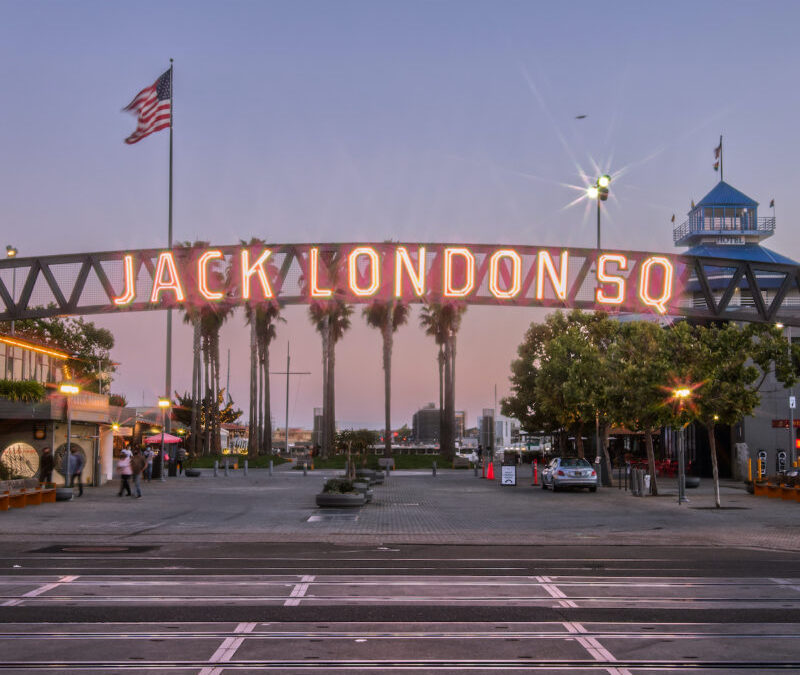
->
245 303 282 456
309 298 352 457
241 239 282 458
363 301 410 456
420 302 466 460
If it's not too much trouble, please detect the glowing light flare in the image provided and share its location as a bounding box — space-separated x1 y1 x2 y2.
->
158 398 171 408
150 252 185 303
348 247 380 297
309 247 333 298
241 249 274 300
638 256 674 314
60 383 80 395
488 249 522 299
394 246 426 297
443 248 475 298
198 250 224 301
587 186 599 200
113 255 136 305
536 250 569 300
595 254 627 305
0 336 69 360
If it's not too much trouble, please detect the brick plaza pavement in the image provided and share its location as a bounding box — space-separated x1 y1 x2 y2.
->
1 465 798 551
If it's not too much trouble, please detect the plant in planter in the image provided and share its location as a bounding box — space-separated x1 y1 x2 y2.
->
316 477 366 507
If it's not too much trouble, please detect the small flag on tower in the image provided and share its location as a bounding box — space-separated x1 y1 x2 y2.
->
770 198 775 208
713 140 721 171
671 214 675 223
123 69 172 144
691 199 695 209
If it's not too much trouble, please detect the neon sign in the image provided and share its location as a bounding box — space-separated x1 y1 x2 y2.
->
107 242 678 316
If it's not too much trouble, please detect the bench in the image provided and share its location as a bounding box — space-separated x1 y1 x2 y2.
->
0 479 57 511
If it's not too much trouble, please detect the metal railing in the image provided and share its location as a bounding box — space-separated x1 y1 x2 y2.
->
673 216 776 243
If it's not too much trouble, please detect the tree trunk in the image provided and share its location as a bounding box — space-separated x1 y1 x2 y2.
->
203 335 211 456
437 346 444 445
328 329 336 455
450 333 458 445
441 337 454 460
248 318 257 458
644 428 659 496
257 341 264 454
600 423 613 488
707 423 721 508
263 340 272 455
191 317 201 457
320 317 329 458
575 429 585 459
382 318 392 457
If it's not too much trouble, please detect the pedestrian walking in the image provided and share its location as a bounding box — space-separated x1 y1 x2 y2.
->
143 447 154 481
130 449 146 498
176 446 187 475
68 447 85 497
117 449 133 497
38 447 54 485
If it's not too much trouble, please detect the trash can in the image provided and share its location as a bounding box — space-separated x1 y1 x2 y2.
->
644 474 651 494
152 454 162 480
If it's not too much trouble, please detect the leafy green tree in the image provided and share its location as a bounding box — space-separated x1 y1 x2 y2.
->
607 320 674 496
173 388 243 445
13 316 115 392
667 321 798 507
363 301 409 457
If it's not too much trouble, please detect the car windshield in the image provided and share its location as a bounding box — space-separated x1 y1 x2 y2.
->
560 458 591 468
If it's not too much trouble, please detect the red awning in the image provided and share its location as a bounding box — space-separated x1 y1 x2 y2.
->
143 433 182 444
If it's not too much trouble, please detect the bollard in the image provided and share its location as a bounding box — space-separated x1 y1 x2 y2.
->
748 458 752 482
474 464 478 477
757 458 762 480
533 459 538 486
303 461 307 476
213 460 218 477
224 459 229 477
244 460 248 476
269 460 273 477
432 461 437 477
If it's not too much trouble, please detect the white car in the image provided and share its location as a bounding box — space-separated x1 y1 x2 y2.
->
542 457 598 492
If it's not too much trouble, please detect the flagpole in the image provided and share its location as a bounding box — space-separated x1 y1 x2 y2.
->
165 58 174 441
719 135 723 182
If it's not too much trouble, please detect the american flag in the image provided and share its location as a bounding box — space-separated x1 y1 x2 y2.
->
123 69 171 144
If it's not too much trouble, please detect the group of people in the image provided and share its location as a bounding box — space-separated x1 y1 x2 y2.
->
116 445 188 497
37 446 86 496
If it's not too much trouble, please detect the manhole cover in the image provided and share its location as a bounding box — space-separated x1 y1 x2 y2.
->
32 545 158 554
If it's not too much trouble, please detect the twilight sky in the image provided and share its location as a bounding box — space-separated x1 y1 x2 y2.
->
2 0 800 429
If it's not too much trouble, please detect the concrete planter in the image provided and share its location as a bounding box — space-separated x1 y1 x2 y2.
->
766 483 781 498
55 488 74 502
753 482 769 497
685 476 701 489
315 492 366 508
352 482 373 503
780 485 797 501
185 469 202 477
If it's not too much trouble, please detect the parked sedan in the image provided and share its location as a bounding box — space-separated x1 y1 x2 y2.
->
541 457 597 492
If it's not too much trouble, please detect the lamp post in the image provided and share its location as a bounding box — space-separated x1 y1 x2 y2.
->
158 397 171 482
776 323 795 467
59 383 80 488
5 247 17 367
587 176 611 478
673 387 691 505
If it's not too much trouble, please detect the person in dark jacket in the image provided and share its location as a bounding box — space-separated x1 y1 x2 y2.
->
38 447 54 484
68 447 85 497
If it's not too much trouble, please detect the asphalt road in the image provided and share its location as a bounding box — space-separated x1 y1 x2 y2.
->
1 469 799 672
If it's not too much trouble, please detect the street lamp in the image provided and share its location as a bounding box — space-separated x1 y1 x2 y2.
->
586 175 611 249
6 246 17 337
672 387 691 504
158 397 170 482
60 382 80 488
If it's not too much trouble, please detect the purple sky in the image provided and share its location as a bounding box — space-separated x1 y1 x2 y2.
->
3 1 800 429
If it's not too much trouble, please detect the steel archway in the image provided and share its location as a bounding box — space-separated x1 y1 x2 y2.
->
1 242 799 325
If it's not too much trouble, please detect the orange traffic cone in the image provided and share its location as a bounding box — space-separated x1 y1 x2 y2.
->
486 462 495 480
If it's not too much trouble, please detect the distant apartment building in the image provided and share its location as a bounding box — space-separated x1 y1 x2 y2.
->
412 403 464 443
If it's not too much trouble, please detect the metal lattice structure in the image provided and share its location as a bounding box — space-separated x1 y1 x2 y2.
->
1 242 799 325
